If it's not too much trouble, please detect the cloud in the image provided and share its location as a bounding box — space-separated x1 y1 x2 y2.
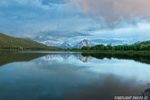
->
92 38 129 45
67 0 150 27
33 35 59 42
41 31 92 37
64 74 145 100
1 0 150 45
41 0 66 5
0 0 94 42
32 31 92 42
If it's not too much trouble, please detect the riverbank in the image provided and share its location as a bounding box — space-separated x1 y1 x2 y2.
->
69 50 150 56
1 49 150 56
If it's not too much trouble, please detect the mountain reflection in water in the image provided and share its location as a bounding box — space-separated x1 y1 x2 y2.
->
0 51 150 100
43 52 150 65
1 51 150 65
44 53 92 63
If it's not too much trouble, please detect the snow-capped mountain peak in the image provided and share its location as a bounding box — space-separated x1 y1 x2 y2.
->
44 42 72 49
73 39 93 49
60 42 72 49
44 42 56 47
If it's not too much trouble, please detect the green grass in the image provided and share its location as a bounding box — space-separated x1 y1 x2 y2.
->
0 33 60 50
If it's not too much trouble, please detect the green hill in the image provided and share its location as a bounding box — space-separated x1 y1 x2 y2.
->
0 33 60 50
137 41 150 46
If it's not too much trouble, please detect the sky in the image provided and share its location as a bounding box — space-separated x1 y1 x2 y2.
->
1 0 150 46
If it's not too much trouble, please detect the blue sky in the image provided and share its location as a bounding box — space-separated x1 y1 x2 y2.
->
1 0 150 45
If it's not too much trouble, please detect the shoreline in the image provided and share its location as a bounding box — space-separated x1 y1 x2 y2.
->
1 49 150 56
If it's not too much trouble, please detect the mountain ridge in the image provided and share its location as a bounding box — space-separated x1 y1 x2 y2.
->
0 33 59 50
60 42 72 49
44 39 94 49
73 39 94 49
44 42 72 49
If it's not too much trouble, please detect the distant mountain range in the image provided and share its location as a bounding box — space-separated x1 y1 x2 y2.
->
44 39 144 49
44 39 94 49
44 42 72 49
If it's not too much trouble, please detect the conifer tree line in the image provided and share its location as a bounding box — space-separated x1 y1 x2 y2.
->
80 41 150 51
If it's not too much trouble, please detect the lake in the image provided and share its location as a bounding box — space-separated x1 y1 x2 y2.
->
0 51 150 100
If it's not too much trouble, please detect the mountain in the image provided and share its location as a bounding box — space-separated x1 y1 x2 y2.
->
134 41 141 44
44 39 93 49
107 43 115 46
55 43 61 47
0 33 59 50
73 39 93 49
44 53 92 63
44 42 56 47
60 42 72 49
44 53 72 59
74 53 92 63
135 41 150 46
44 42 72 49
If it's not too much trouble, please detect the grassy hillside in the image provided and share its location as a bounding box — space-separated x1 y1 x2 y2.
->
0 33 60 50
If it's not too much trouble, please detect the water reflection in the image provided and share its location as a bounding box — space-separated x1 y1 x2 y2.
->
64 74 146 100
0 59 147 100
0 51 150 100
82 53 150 65
1 51 150 66
44 53 92 63
0 52 48 66
43 52 150 64
44 53 71 59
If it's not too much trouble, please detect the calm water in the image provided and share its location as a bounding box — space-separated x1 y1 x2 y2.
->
0 51 150 100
